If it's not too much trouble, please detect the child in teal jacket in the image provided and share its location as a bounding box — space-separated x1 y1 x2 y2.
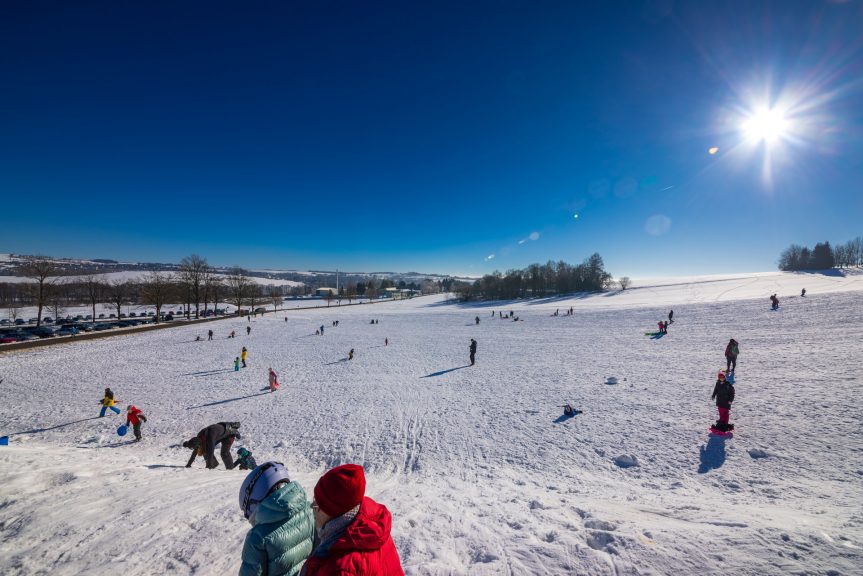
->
239 462 315 576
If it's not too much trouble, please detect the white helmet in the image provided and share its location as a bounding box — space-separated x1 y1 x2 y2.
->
239 462 291 520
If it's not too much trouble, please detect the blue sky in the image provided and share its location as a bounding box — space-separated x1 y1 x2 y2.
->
1 1 861 277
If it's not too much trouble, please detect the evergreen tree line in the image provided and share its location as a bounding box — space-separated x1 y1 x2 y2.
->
456 253 613 301
778 237 863 271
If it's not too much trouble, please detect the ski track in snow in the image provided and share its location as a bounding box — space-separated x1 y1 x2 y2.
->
1 272 862 575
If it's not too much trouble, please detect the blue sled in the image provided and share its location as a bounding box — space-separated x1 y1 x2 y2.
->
117 425 128 437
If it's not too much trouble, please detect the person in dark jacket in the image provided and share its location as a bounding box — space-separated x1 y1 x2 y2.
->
711 372 735 431
668 309 674 323
770 294 779 310
183 421 241 469
724 338 739 373
302 464 404 575
469 339 477 366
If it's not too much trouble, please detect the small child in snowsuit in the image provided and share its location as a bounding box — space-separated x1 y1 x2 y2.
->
711 371 735 432
348 348 354 360
126 405 147 441
268 367 280 392
99 388 121 417
234 357 241 371
658 321 666 335
236 447 258 470
246 326 251 336
241 347 248 368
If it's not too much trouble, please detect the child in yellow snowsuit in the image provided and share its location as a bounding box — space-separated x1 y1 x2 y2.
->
99 388 121 417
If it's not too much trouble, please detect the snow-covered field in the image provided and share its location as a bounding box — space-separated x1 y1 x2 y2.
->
1 271 861 575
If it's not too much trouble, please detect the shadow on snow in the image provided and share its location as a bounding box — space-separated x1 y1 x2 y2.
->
698 434 728 473
7 416 102 437
187 391 271 410
421 365 471 378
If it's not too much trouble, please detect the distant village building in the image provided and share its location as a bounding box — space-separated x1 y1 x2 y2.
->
316 287 337 297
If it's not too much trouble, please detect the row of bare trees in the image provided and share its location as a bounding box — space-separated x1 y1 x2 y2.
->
2 256 277 325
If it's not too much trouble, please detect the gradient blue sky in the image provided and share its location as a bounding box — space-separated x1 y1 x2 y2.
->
2 1 862 277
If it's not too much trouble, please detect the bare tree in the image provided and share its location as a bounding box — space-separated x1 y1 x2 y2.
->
140 271 175 322
178 254 208 319
48 279 67 322
22 257 60 326
226 267 251 315
105 279 131 320
325 289 334 307
618 276 632 290
202 267 221 314
82 274 105 323
268 285 282 311
345 283 357 304
246 283 262 313
366 279 377 301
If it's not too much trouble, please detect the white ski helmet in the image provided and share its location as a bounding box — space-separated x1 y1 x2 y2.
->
239 462 291 520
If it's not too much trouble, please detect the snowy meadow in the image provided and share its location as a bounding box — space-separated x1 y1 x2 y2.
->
1 271 861 575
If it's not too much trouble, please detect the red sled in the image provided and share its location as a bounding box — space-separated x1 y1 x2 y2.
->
709 427 733 436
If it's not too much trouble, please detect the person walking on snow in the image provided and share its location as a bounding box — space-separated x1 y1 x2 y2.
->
183 421 242 469
320 325 325 336
801 288 806 297
711 371 735 432
668 309 674 323
99 388 121 417
208 329 213 341
235 357 241 371
469 339 477 366
125 405 147 441
385 337 388 346
770 294 779 310
475 316 480 325
348 349 355 361
724 339 739 373
247 325 252 336
269 367 280 392
242 347 249 368
658 321 666 335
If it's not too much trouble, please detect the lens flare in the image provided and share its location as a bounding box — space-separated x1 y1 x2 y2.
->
742 108 789 144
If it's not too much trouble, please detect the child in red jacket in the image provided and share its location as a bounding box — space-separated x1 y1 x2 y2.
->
125 405 147 442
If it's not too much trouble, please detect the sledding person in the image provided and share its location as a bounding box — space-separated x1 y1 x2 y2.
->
235 357 241 371
711 371 735 432
99 388 121 417
242 346 249 368
469 339 477 366
236 447 258 471
125 405 147 442
238 461 315 576
183 422 242 469
302 464 404 575
563 402 576 416
269 367 280 392
724 338 740 373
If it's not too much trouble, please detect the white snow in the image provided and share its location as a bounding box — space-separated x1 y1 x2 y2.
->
1 271 862 575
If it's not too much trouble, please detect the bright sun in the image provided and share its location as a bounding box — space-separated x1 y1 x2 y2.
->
742 107 789 144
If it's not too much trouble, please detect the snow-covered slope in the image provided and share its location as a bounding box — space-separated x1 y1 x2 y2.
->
1 271 861 575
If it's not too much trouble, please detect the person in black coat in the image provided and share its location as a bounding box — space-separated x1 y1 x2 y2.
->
183 422 241 469
469 339 477 366
711 373 735 431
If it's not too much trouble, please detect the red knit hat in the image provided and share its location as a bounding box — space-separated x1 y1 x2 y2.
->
314 464 366 517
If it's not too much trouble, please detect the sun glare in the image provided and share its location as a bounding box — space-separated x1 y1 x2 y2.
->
742 107 789 144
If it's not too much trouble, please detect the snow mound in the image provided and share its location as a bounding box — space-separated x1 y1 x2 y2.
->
613 454 639 468
747 448 769 459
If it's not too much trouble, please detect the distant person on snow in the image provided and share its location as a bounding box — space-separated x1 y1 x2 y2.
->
242 347 249 368
711 371 735 432
475 316 480 325
658 321 666 335
663 320 669 333
302 464 404 575
668 309 674 323
184 421 241 469
247 326 252 336
238 462 315 576
208 329 213 341
125 405 146 442
235 447 258 471
724 339 739 373
348 349 355 360
801 288 806 297
320 325 325 335
269 367 280 392
235 357 241 371
99 388 121 417
469 339 477 366
230 330 236 338
385 337 388 346
770 294 779 310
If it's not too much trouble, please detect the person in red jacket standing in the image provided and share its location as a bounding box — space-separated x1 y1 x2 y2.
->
125 405 147 442
302 464 404 576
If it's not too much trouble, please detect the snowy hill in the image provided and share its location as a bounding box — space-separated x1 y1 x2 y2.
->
0 271 861 575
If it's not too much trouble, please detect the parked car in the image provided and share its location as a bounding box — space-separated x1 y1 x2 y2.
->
43 317 54 324
28 318 39 324
56 325 79 336
164 314 174 321
79 324 95 332
85 315 92 320
14 331 39 341
0 319 11 326
98 314 106 319
93 323 113 331
14 319 26 325
254 307 267 313
109 314 116 319
129 312 137 317
0 335 17 344
30 326 57 338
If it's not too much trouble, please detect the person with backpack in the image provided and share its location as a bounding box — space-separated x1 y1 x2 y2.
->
125 405 147 441
98 388 121 417
238 462 315 576
236 447 258 471
469 339 477 366
183 422 242 469
711 371 735 432
724 339 739 373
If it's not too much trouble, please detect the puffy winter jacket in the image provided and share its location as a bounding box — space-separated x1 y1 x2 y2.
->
239 481 315 576
302 496 404 576
712 380 735 409
126 406 146 426
724 341 739 358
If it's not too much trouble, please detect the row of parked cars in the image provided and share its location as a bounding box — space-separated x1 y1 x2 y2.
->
0 315 181 343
